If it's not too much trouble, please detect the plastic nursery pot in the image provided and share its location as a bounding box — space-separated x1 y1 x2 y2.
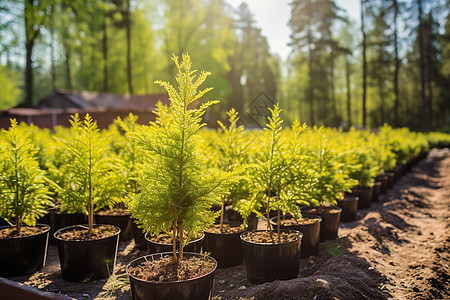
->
337 195 359 222
393 165 403 182
352 186 373 209
54 224 120 282
240 229 302 284
41 210 87 245
376 175 389 194
386 172 395 188
372 181 382 202
300 206 341 242
0 224 50 277
270 214 321 258
131 218 148 251
127 252 217 300
145 233 205 254
204 224 244 268
95 211 133 241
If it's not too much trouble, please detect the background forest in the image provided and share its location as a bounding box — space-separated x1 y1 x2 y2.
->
0 0 449 131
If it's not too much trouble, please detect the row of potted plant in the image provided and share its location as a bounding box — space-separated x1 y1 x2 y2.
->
1 54 449 299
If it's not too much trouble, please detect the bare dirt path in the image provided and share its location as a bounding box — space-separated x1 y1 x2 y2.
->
7 148 450 300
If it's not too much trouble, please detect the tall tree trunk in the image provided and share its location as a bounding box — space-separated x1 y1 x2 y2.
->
393 0 400 127
345 54 352 128
102 20 109 92
63 37 73 90
307 31 315 125
417 0 427 131
361 0 367 128
24 0 38 106
330 53 338 126
50 3 56 90
125 0 133 94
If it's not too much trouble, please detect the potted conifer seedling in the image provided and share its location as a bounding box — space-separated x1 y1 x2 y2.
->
204 108 249 268
0 120 53 277
266 121 323 258
301 127 357 240
125 54 228 300
239 104 304 284
53 113 125 282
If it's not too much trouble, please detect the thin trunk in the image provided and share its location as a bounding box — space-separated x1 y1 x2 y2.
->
417 0 427 131
219 199 225 229
178 222 184 260
361 0 367 128
172 222 177 262
102 20 109 92
25 39 34 106
393 0 400 127
330 54 338 126
345 54 352 128
126 0 133 94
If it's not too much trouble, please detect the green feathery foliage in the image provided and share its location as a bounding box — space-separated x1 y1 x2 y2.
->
307 126 357 206
59 113 126 233
0 119 52 233
125 54 228 261
248 104 310 233
214 109 252 228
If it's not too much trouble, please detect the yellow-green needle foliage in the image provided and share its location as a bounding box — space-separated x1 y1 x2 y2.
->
126 54 228 262
0 119 52 233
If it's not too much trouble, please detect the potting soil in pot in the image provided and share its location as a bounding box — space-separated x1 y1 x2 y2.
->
128 255 215 282
0 226 46 238
55 224 118 241
241 230 299 244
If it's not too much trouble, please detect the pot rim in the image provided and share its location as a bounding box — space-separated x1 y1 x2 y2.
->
144 232 205 245
126 252 217 285
0 223 50 241
53 224 121 243
240 229 302 246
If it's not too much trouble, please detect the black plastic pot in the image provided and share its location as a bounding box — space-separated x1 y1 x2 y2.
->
337 195 358 222
386 172 395 188
352 186 373 209
95 212 133 241
270 214 321 258
127 252 217 300
0 224 50 277
131 219 147 251
145 233 204 254
40 210 87 245
300 206 341 242
376 175 389 194
240 229 302 284
54 224 120 282
372 181 382 202
204 225 243 268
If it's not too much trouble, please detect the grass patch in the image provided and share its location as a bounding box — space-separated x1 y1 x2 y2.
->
326 237 350 256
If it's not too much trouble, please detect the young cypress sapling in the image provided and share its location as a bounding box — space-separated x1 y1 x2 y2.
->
126 54 228 262
0 119 53 234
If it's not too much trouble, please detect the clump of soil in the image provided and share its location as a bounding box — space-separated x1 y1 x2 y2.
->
206 224 243 234
55 225 118 241
0 225 47 238
128 255 215 282
242 230 300 244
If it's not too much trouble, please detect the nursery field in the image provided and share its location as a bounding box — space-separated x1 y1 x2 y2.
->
6 147 450 300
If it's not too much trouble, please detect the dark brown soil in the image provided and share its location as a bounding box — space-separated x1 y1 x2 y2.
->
5 148 450 300
55 225 118 241
302 206 341 214
95 209 130 216
206 224 243 234
128 255 215 282
241 231 300 244
281 217 319 226
0 225 46 239
147 232 203 244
